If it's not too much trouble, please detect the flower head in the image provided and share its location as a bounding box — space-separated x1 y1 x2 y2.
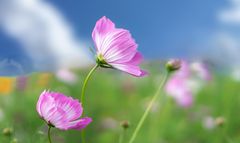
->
36 91 92 130
166 59 181 72
92 16 147 77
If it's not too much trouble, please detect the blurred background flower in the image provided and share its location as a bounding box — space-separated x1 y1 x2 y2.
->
165 60 212 108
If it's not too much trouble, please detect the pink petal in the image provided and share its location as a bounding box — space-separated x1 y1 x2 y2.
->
111 63 147 77
60 117 92 130
102 30 137 61
110 52 143 65
48 107 67 127
36 91 46 117
38 91 57 120
68 117 92 130
51 93 83 121
92 16 115 52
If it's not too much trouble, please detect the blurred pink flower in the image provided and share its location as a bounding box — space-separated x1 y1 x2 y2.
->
92 16 147 77
165 76 193 108
165 60 211 108
56 69 78 85
191 62 212 81
36 91 92 130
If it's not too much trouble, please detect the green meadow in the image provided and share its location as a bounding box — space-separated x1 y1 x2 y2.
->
0 66 239 143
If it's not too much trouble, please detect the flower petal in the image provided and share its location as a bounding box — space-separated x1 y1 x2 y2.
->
51 92 83 121
36 90 46 117
59 117 92 130
92 16 115 52
49 107 67 127
109 52 143 65
101 31 138 64
38 91 57 121
111 63 147 77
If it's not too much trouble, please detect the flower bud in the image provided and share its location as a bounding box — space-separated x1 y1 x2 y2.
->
166 59 181 72
2 127 13 136
120 120 130 130
215 117 225 127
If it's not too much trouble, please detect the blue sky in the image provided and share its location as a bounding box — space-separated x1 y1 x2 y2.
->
1 0 239 75
48 0 227 58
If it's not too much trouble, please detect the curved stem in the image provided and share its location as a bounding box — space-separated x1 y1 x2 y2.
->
80 64 98 143
128 72 170 143
48 126 52 143
81 64 99 107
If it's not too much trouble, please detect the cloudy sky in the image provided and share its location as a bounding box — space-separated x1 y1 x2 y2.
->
0 0 239 75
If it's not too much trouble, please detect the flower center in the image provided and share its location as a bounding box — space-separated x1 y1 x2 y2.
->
96 54 113 68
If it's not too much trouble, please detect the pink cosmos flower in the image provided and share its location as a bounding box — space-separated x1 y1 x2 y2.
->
36 91 92 130
165 60 211 108
92 16 147 77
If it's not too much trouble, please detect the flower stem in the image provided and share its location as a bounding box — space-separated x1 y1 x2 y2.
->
81 64 99 107
48 126 52 143
81 131 86 143
128 72 170 143
80 64 98 143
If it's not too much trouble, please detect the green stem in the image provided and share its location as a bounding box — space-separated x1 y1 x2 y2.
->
48 126 52 143
128 72 170 143
81 131 86 143
81 64 99 107
80 64 98 143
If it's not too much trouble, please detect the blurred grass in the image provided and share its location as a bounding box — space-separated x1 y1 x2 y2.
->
0 65 240 143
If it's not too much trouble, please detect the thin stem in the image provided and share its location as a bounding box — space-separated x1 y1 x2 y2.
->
48 126 52 143
81 64 99 107
81 131 86 143
128 72 170 143
80 64 98 143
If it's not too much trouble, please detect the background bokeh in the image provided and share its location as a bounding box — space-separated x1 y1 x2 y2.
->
0 66 239 143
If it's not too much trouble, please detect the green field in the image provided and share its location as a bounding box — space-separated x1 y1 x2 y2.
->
0 66 239 143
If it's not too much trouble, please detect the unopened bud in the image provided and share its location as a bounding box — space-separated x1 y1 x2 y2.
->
166 59 181 72
2 127 13 136
215 117 225 127
120 120 130 130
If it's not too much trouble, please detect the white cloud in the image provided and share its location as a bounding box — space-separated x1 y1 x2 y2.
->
0 0 93 73
219 0 240 24
203 32 240 81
